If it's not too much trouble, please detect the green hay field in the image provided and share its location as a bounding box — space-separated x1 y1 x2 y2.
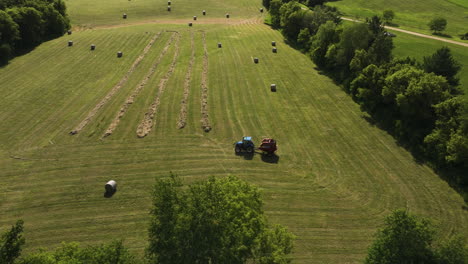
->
328 0 468 41
1 0 467 263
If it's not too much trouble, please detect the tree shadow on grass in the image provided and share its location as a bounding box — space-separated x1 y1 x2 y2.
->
362 114 468 204
432 32 452 38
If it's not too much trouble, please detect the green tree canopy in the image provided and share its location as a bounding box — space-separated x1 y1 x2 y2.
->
366 210 468 264
382 10 395 24
365 210 435 264
423 46 461 87
428 17 447 34
0 220 25 264
18 241 136 264
147 175 295 264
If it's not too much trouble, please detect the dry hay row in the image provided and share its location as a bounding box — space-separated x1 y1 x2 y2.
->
69 33 161 135
136 32 181 138
177 31 195 129
103 32 175 138
200 31 211 132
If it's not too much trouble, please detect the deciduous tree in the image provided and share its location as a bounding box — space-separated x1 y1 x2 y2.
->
147 175 294 264
429 17 447 34
0 220 25 264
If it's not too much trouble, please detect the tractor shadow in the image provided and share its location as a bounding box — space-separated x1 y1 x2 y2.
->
236 152 280 163
235 152 254 160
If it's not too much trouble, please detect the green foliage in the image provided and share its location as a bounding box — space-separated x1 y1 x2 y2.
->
367 15 384 36
297 28 312 51
435 236 468 264
382 10 395 24
279 1 303 40
461 32 468 40
367 33 394 65
334 23 372 69
310 21 340 67
146 175 294 264
7 7 44 48
0 10 20 46
0 0 70 63
423 47 461 87
19 240 137 264
366 210 468 264
263 0 272 9
365 210 435 264
0 220 25 264
428 17 447 34
269 0 283 28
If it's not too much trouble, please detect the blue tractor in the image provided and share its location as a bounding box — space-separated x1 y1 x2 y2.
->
235 136 255 154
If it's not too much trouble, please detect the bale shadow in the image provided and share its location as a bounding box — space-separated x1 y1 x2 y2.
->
104 189 116 198
261 153 280 164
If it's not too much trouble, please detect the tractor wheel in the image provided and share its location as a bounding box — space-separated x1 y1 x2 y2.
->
246 147 253 153
235 147 241 153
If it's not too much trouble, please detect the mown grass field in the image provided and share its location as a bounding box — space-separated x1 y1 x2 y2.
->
65 0 264 27
1 1 468 263
328 0 468 41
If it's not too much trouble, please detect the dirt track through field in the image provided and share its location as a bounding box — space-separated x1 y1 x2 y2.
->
69 33 160 135
177 31 195 129
200 31 211 132
341 17 468 48
103 32 175 137
136 32 181 138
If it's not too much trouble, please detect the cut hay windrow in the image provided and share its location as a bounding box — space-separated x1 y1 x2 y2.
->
103 32 176 138
200 31 211 132
70 33 160 135
136 32 181 138
177 31 195 129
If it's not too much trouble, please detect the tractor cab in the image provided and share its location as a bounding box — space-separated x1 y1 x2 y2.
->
235 136 255 154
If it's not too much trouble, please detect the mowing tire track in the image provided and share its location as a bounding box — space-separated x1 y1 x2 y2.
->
136 32 181 138
103 32 176 138
177 31 195 129
200 31 211 132
69 33 160 135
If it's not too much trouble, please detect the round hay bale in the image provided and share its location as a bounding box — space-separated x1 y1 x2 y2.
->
167 6 171 11
260 8 264 13
271 84 277 92
117 51 123 58
167 1 171 5
68 40 73 47
271 41 276 46
193 16 197 20
105 180 117 193
218 43 222 48
67 30 72 35
253 57 259 63
202 10 206 15
123 13 127 19
91 44 96 50
272 47 277 53
226 13 230 18
188 22 193 27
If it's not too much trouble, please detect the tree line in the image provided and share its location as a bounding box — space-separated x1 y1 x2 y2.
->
265 0 468 195
1 175 294 264
0 0 71 65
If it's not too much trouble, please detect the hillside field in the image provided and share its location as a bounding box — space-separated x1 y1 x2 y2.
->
328 0 468 41
1 0 468 263
390 29 468 96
